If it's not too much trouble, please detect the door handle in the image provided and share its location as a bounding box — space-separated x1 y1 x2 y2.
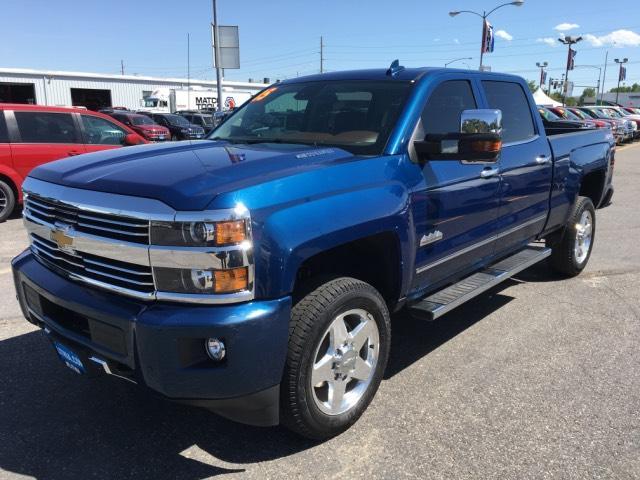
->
67 150 81 156
480 167 499 178
535 155 551 165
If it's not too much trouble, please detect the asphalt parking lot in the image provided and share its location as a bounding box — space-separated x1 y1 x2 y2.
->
0 145 638 480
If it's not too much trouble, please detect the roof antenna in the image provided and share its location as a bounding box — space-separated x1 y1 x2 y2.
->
386 59 405 77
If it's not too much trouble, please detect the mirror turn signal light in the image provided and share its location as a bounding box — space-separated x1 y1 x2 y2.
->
471 140 502 153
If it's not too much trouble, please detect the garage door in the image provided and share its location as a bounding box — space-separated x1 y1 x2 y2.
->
70 88 112 111
0 83 36 104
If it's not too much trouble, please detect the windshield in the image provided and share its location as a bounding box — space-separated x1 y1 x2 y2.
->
132 116 155 125
570 109 589 120
143 99 158 108
209 80 412 155
165 114 190 126
199 115 214 126
605 109 623 118
539 108 560 121
556 108 581 121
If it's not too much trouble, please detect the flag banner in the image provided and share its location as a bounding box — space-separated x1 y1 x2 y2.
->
542 70 547 84
481 20 495 53
567 48 577 71
620 65 627 82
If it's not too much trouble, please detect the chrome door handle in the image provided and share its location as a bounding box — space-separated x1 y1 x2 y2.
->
480 167 499 178
535 155 550 165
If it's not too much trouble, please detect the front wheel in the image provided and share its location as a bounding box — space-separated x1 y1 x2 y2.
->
281 277 390 439
548 195 595 277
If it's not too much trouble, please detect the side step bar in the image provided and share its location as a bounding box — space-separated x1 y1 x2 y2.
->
409 246 551 321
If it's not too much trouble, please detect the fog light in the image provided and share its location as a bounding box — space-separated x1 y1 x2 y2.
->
205 338 226 361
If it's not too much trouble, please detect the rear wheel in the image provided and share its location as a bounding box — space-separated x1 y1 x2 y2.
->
281 277 390 439
0 180 16 223
548 196 595 277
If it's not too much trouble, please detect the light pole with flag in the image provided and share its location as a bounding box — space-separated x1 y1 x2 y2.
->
449 1 524 70
536 62 548 90
558 35 582 106
615 58 628 105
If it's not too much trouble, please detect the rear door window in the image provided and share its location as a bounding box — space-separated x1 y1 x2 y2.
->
14 111 80 143
481 81 536 144
80 115 127 145
0 113 8 143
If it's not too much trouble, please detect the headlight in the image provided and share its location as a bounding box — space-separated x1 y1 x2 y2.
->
150 220 246 246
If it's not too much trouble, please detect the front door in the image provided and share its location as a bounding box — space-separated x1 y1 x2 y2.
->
411 79 501 293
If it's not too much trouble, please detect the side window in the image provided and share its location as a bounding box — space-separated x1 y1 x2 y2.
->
14 112 79 144
0 112 8 143
482 81 536 144
80 115 127 145
421 80 477 135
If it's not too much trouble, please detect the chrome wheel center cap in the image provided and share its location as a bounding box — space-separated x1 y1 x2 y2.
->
334 346 357 378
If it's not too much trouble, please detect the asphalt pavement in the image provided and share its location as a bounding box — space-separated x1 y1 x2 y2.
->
0 144 638 480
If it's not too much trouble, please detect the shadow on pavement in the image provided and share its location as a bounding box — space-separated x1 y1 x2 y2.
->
0 272 549 479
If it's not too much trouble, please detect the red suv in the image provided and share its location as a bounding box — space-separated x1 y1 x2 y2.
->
0 104 147 221
108 111 170 142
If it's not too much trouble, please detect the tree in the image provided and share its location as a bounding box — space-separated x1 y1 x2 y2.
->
526 80 538 93
579 87 596 106
610 83 640 93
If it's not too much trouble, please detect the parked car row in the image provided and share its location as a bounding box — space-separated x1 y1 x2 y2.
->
0 104 148 221
537 104 640 144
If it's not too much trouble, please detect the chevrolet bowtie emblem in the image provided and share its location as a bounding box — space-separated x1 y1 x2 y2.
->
50 225 75 254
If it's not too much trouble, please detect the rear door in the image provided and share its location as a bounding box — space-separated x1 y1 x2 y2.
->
480 80 552 253
78 113 128 154
8 110 85 179
0 112 12 172
412 79 501 290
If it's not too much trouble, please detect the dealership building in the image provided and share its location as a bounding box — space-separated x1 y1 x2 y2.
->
0 67 268 111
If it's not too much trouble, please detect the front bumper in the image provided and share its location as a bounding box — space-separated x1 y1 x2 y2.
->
12 250 291 426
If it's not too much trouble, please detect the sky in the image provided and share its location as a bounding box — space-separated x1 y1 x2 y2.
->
2 0 640 95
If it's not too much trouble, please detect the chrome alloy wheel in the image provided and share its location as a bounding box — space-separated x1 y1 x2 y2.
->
0 188 6 210
311 308 380 416
574 210 593 265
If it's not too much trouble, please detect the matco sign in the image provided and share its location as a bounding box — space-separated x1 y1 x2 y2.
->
195 96 218 109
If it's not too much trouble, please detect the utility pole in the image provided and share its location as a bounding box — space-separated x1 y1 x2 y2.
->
212 0 223 112
536 61 548 90
120 60 124 76
558 35 582 106
320 36 324 74
614 57 629 105
600 51 609 105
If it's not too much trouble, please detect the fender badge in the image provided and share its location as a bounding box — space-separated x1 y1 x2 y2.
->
419 230 443 247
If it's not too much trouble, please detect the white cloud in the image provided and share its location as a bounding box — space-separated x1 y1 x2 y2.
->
495 30 513 41
584 29 640 47
433 38 441 42
555 23 579 32
453 38 460 44
537 37 558 47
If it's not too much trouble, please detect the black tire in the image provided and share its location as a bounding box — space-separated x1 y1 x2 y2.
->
548 196 596 277
0 180 16 223
281 277 391 440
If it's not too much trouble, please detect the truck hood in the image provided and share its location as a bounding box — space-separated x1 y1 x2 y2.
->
28 140 355 210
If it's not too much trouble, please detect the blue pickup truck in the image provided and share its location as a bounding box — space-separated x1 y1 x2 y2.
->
12 64 614 439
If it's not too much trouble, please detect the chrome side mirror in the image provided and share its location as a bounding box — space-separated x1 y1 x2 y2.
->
460 109 502 136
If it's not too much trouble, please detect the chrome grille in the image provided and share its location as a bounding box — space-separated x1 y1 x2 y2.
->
24 194 149 244
30 233 155 294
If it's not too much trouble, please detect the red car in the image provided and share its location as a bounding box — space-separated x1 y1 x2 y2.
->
0 104 147 221
108 111 171 142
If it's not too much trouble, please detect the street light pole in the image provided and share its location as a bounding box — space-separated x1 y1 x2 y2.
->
574 65 602 104
445 57 473 68
558 35 582 106
212 0 223 113
614 58 629 105
449 1 524 70
536 61 548 90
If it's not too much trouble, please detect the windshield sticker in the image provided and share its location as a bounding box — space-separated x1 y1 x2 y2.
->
251 87 277 103
296 148 335 159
